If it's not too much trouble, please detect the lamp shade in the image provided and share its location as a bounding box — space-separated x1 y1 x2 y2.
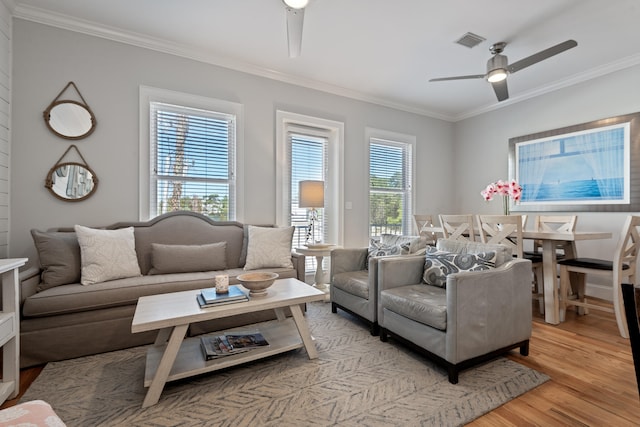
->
299 180 324 208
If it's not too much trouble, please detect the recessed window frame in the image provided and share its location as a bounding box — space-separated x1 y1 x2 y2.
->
139 86 244 221
366 127 416 238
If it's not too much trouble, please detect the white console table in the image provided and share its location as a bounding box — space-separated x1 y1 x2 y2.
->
0 258 27 404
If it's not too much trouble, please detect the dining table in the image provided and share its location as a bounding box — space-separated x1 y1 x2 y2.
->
521 230 612 324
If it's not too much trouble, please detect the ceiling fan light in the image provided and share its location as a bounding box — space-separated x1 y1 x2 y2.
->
283 0 309 9
487 68 507 83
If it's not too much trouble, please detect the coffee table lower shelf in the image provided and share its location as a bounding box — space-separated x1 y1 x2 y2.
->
143 318 307 387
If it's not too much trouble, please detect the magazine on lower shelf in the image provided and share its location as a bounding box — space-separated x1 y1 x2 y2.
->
199 331 270 361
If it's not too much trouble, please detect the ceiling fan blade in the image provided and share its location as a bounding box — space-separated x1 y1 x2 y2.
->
429 74 485 82
286 7 305 58
491 79 509 101
508 39 577 73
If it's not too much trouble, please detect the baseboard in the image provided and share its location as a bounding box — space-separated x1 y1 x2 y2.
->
586 282 613 301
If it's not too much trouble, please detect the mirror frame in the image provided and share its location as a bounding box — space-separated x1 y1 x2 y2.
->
45 161 99 202
43 82 97 140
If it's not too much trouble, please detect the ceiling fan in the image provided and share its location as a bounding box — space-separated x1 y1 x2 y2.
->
429 39 578 102
283 0 309 58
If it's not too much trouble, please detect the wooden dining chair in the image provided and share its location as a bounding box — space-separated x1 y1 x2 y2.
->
558 215 640 338
528 215 578 314
413 214 440 244
477 214 524 258
439 214 476 242
621 283 640 397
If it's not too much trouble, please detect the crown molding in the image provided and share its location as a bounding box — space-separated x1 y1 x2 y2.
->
13 4 640 123
13 4 452 121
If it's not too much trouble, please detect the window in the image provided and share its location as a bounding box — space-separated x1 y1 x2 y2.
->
276 111 344 271
139 87 243 220
368 129 415 238
289 132 328 246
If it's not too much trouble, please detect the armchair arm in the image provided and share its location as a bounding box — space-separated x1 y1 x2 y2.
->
445 258 532 362
377 255 425 291
330 248 367 278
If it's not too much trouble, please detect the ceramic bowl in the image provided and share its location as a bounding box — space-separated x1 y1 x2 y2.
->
236 272 279 297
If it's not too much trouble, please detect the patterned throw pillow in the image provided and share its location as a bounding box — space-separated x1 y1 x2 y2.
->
422 247 497 288
366 239 403 269
380 234 426 255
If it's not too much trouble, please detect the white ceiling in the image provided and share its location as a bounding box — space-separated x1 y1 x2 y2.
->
12 0 640 121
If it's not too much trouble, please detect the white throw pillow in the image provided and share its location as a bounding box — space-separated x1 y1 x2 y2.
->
244 226 294 270
74 225 142 285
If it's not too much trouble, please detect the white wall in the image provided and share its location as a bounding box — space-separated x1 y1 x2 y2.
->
0 1 10 258
455 64 640 298
10 19 454 264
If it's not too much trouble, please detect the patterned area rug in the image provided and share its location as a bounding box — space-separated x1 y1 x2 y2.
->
21 302 548 426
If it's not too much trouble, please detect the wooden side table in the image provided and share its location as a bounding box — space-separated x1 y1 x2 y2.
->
295 246 336 294
0 258 27 404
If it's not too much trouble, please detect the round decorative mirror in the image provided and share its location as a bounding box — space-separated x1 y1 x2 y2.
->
45 100 95 139
45 162 98 202
45 145 99 202
43 82 97 140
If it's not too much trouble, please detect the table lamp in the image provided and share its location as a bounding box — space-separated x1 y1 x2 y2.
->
299 180 324 244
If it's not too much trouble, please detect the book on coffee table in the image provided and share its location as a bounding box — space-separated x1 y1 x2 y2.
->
197 285 249 308
225 332 269 349
200 334 253 360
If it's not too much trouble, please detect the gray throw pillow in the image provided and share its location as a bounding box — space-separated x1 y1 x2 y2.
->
366 239 403 269
31 229 82 291
422 246 497 288
149 242 228 274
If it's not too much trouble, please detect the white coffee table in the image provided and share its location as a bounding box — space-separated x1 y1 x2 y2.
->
131 278 325 407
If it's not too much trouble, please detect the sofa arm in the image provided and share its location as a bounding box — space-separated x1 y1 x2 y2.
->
291 251 306 282
19 266 41 305
445 258 533 362
330 248 367 278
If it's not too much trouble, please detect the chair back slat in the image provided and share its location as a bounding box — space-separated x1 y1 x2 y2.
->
477 214 524 258
533 215 578 254
439 214 476 242
413 214 439 243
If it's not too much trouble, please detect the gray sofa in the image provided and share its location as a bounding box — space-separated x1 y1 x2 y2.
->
377 239 532 383
19 211 306 367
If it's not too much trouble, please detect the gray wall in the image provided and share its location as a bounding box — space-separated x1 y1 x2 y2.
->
10 19 454 264
455 64 640 297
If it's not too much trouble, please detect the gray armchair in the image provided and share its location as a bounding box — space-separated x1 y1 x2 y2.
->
330 248 380 335
377 239 532 383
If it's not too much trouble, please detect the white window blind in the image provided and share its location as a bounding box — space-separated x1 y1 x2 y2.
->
369 138 412 237
150 102 236 219
288 129 328 249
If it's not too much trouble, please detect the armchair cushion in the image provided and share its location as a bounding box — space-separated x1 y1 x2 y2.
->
331 270 369 299
381 284 447 331
366 234 426 269
422 247 497 288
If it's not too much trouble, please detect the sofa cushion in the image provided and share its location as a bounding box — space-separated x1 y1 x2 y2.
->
22 268 300 318
332 270 370 299
381 284 447 331
75 225 142 285
149 242 227 274
244 226 294 270
422 247 497 288
436 238 512 267
31 229 81 291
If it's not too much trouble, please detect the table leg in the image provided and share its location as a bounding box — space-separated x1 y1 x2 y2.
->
142 323 189 408
313 255 328 292
542 240 560 324
289 304 318 359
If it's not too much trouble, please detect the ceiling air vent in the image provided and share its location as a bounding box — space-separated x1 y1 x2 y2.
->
455 32 485 48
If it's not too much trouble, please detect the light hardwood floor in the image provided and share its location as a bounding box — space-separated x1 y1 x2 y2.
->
2 300 639 425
